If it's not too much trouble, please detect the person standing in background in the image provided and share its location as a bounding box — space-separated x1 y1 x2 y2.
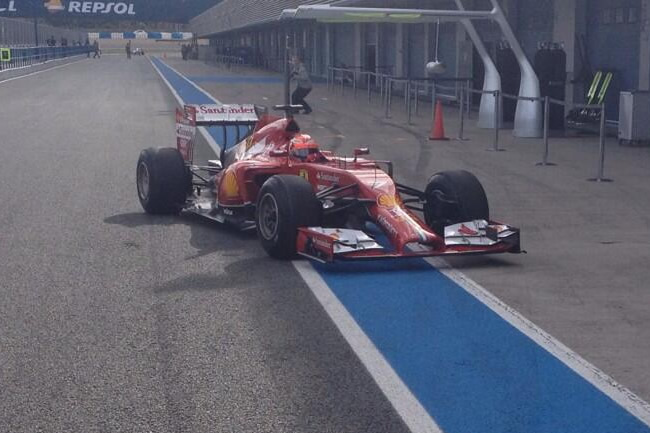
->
290 54 313 114
126 41 132 59
93 40 100 59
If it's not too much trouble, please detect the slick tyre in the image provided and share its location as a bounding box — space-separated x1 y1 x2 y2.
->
256 175 321 260
136 147 190 215
424 170 489 235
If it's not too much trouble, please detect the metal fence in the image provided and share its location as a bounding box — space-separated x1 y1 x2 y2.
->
325 66 613 182
0 17 86 46
0 45 89 73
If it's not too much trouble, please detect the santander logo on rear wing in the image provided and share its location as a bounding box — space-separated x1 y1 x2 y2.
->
186 104 259 125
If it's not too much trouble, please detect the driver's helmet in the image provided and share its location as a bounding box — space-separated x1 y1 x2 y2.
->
290 134 320 160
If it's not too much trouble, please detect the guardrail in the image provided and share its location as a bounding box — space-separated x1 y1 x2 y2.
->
0 45 90 73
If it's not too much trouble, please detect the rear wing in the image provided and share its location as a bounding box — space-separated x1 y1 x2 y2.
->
185 104 260 126
176 104 264 163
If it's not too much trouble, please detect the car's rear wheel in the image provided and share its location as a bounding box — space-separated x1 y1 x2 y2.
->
423 170 489 235
256 175 321 259
136 147 190 214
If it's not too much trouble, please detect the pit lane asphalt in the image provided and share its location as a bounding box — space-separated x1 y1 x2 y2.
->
161 57 650 406
0 57 412 432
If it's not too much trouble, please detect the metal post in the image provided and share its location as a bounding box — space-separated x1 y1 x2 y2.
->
385 78 392 118
407 81 413 125
353 70 357 98
431 82 437 123
465 80 472 119
404 80 409 111
327 67 331 90
368 73 372 103
414 81 420 116
488 90 503 151
536 96 556 166
588 104 613 182
340 71 344 95
283 35 290 106
457 84 467 140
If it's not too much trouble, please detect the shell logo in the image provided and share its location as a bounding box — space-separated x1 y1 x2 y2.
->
377 194 397 209
222 171 239 197
44 0 65 13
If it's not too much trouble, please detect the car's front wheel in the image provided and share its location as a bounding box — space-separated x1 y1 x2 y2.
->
256 175 321 259
423 170 489 235
136 147 190 214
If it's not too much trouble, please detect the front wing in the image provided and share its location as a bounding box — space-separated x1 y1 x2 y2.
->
296 220 521 263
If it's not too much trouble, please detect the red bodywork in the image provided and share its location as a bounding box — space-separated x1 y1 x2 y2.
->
202 113 519 262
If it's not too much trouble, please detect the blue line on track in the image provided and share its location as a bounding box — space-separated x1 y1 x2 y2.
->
152 56 650 433
314 259 649 433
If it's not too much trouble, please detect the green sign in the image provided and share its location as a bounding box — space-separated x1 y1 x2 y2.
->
0 48 10 62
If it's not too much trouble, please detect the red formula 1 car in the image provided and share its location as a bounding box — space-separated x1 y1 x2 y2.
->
136 104 521 262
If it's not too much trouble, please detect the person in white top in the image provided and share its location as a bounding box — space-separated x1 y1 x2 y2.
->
290 54 313 114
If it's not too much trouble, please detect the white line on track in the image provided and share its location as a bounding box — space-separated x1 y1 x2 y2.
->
147 56 222 155
292 260 443 433
427 257 650 428
0 57 87 85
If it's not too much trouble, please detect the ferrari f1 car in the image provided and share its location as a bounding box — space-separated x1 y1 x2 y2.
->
136 103 521 262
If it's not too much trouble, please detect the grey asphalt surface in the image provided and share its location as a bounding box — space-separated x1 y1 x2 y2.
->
165 57 650 403
0 57 411 433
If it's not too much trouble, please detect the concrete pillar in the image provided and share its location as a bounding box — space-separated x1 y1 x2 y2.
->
456 22 472 79
639 0 650 90
325 24 332 70
423 23 430 76
375 23 380 74
553 0 578 108
354 23 363 80
396 23 405 78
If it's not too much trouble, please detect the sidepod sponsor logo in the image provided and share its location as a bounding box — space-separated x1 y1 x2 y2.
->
377 194 397 209
45 0 136 15
316 172 340 184
377 214 398 237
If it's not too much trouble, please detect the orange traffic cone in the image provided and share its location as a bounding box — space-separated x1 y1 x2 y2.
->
429 101 449 141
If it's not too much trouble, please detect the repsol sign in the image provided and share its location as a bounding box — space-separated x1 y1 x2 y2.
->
0 1 16 12
0 0 136 17
44 0 136 15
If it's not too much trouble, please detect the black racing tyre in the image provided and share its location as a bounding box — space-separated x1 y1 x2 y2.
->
136 147 190 214
423 170 489 235
256 175 322 260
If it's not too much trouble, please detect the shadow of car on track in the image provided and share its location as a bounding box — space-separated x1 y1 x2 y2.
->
313 255 520 277
104 211 257 261
151 255 292 294
441 255 522 271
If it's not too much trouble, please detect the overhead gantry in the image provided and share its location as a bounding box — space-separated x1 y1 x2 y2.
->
280 1 542 138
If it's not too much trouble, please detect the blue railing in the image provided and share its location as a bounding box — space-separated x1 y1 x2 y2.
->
0 45 90 72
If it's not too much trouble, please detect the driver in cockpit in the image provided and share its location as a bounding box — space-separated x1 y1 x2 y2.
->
290 134 327 163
